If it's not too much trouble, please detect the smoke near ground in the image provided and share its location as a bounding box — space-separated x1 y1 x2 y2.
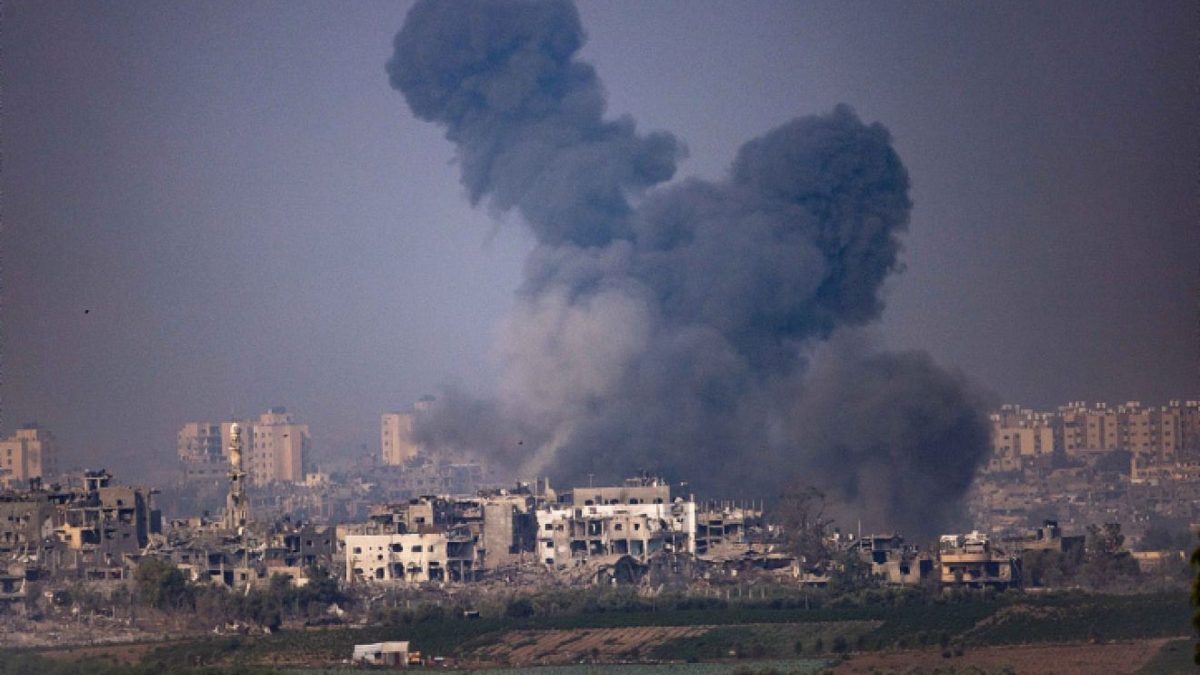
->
388 0 990 536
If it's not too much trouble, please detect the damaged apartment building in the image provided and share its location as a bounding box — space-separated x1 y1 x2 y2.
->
0 470 161 582
346 476 718 585
343 479 548 584
537 476 695 568
938 530 1020 588
845 533 934 586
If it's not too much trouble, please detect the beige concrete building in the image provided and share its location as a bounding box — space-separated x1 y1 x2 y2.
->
1060 401 1120 453
1177 400 1200 458
177 422 223 463
0 425 58 487
537 478 696 569
381 396 434 466
381 412 418 466
248 408 309 486
990 401 1196 465
381 397 435 466
1060 401 1191 460
345 531 476 583
938 531 1017 589
987 406 1054 471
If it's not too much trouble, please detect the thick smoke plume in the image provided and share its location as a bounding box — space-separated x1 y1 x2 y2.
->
388 0 989 536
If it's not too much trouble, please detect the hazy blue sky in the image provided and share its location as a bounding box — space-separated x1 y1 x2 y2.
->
3 1 1196 476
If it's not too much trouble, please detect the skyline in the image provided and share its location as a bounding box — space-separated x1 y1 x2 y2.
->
3 0 1197 477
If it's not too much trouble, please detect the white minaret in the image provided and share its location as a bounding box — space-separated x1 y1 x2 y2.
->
224 422 249 532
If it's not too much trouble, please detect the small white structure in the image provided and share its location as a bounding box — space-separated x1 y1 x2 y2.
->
352 640 409 666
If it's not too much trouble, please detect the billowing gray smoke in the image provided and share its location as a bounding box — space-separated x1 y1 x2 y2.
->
388 0 990 536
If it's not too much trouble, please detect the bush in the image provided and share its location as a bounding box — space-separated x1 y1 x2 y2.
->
505 597 535 619
134 558 194 611
832 634 849 653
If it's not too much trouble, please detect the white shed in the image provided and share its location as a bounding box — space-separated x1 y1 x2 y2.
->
352 640 410 667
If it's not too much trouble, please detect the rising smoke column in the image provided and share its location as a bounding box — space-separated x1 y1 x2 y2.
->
388 0 990 536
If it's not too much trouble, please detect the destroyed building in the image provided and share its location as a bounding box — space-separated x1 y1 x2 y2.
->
537 476 696 570
938 531 1019 589
0 469 161 582
848 533 934 586
345 530 476 583
695 502 765 557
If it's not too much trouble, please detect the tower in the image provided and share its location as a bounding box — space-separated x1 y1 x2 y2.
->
224 422 249 532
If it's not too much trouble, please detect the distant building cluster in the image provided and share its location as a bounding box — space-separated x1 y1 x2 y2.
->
4 464 1061 611
343 475 704 586
1 470 159 585
178 407 311 488
988 400 1200 471
0 396 1193 615
975 400 1200 544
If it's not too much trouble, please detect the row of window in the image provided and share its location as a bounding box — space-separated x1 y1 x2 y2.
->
351 543 433 555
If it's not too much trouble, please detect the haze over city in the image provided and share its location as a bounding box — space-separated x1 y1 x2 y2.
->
3 0 1196 484
1 3 1199 672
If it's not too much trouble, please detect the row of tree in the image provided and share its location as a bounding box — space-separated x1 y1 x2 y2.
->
126 560 347 631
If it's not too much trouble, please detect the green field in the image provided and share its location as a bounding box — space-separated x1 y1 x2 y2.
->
4 590 1193 673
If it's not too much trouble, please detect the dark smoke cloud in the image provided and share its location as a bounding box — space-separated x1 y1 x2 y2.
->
788 341 993 536
390 0 989 536
388 0 684 247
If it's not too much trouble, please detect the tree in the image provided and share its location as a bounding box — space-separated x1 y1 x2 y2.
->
828 549 873 597
133 558 193 611
1022 545 1083 588
233 588 282 632
1080 523 1139 590
776 485 833 566
296 565 345 614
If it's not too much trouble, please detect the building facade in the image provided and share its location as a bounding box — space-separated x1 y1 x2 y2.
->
381 412 418 466
0 425 57 487
248 408 309 486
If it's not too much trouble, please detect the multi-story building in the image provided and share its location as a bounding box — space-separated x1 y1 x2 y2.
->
177 422 223 463
1177 400 1200 459
178 422 226 482
1059 401 1120 454
345 531 477 583
248 408 309 486
989 406 1056 470
0 425 58 487
988 401 1198 467
179 413 307 487
381 412 418 466
537 477 696 569
848 533 933 586
380 397 433 466
0 469 161 579
937 531 1018 589
344 476 696 584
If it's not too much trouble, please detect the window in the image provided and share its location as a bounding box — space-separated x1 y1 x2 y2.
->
412 545 423 553
390 543 403 553
353 547 362 554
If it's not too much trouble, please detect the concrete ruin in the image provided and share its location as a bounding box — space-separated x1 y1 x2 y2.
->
938 531 1019 588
